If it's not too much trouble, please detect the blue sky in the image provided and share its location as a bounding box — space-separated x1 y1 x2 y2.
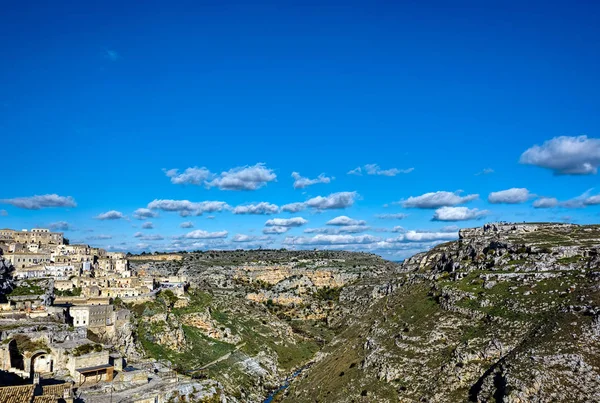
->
1 1 599 259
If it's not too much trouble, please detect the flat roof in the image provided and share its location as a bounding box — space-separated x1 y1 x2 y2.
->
77 363 113 373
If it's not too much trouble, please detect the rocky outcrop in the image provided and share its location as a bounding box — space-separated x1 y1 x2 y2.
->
282 223 600 402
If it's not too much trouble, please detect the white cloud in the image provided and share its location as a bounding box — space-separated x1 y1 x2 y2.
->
292 172 333 189
283 234 381 246
263 226 290 234
305 192 358 210
402 191 479 209
86 234 113 240
180 221 194 228
488 188 532 204
233 202 279 215
432 207 489 221
0 210 7 216
280 202 306 213
265 217 308 227
182 229 229 239
520 135 600 175
440 225 460 233
0 194 77 210
232 234 272 242
304 225 369 234
533 197 558 209
348 164 413 176
560 190 600 208
280 192 358 213
134 232 164 241
326 216 366 226
475 168 495 176
48 221 71 231
95 210 125 220
375 213 409 220
207 163 276 190
141 222 154 229
133 208 158 220
147 200 230 217
164 167 211 185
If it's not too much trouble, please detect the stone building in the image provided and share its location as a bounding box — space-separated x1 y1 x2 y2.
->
70 305 113 328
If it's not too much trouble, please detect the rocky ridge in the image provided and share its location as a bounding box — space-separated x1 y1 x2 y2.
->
282 222 600 402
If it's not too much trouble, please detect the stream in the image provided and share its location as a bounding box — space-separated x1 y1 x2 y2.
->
263 364 310 403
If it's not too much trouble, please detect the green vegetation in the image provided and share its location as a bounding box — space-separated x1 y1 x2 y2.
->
10 279 45 296
313 286 342 302
54 287 82 297
72 343 103 356
10 334 50 354
557 255 583 264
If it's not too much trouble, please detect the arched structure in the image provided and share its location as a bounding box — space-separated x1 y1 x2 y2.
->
26 350 53 379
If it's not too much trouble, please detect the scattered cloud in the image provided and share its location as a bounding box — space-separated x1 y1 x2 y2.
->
164 163 276 190
326 216 366 226
48 221 71 231
86 234 113 240
233 202 279 215
134 232 164 241
280 202 306 213
432 207 489 221
292 172 333 189
348 164 413 176
560 189 600 208
265 217 308 227
141 222 154 229
520 135 600 175
375 213 409 220
0 210 7 216
180 221 194 228
280 192 358 212
232 234 272 243
147 200 230 217
263 226 290 234
0 194 77 210
305 192 358 210
207 163 276 191
401 191 479 209
533 197 559 209
475 168 495 176
181 230 229 239
304 225 369 234
164 167 211 185
488 188 532 204
440 225 460 233
133 208 158 220
284 234 381 246
95 210 125 220
347 167 363 175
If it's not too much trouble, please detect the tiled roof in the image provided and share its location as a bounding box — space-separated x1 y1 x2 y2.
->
41 383 70 398
0 384 35 403
33 396 57 403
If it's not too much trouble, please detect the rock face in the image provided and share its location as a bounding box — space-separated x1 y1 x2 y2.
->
0 252 15 300
282 223 600 402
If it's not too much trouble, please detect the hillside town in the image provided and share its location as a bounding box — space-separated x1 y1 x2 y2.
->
0 228 206 402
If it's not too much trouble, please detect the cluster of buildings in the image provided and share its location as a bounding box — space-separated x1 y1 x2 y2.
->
0 228 188 400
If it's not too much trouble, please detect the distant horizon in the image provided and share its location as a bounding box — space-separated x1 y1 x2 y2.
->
1 220 590 261
2 1 599 260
